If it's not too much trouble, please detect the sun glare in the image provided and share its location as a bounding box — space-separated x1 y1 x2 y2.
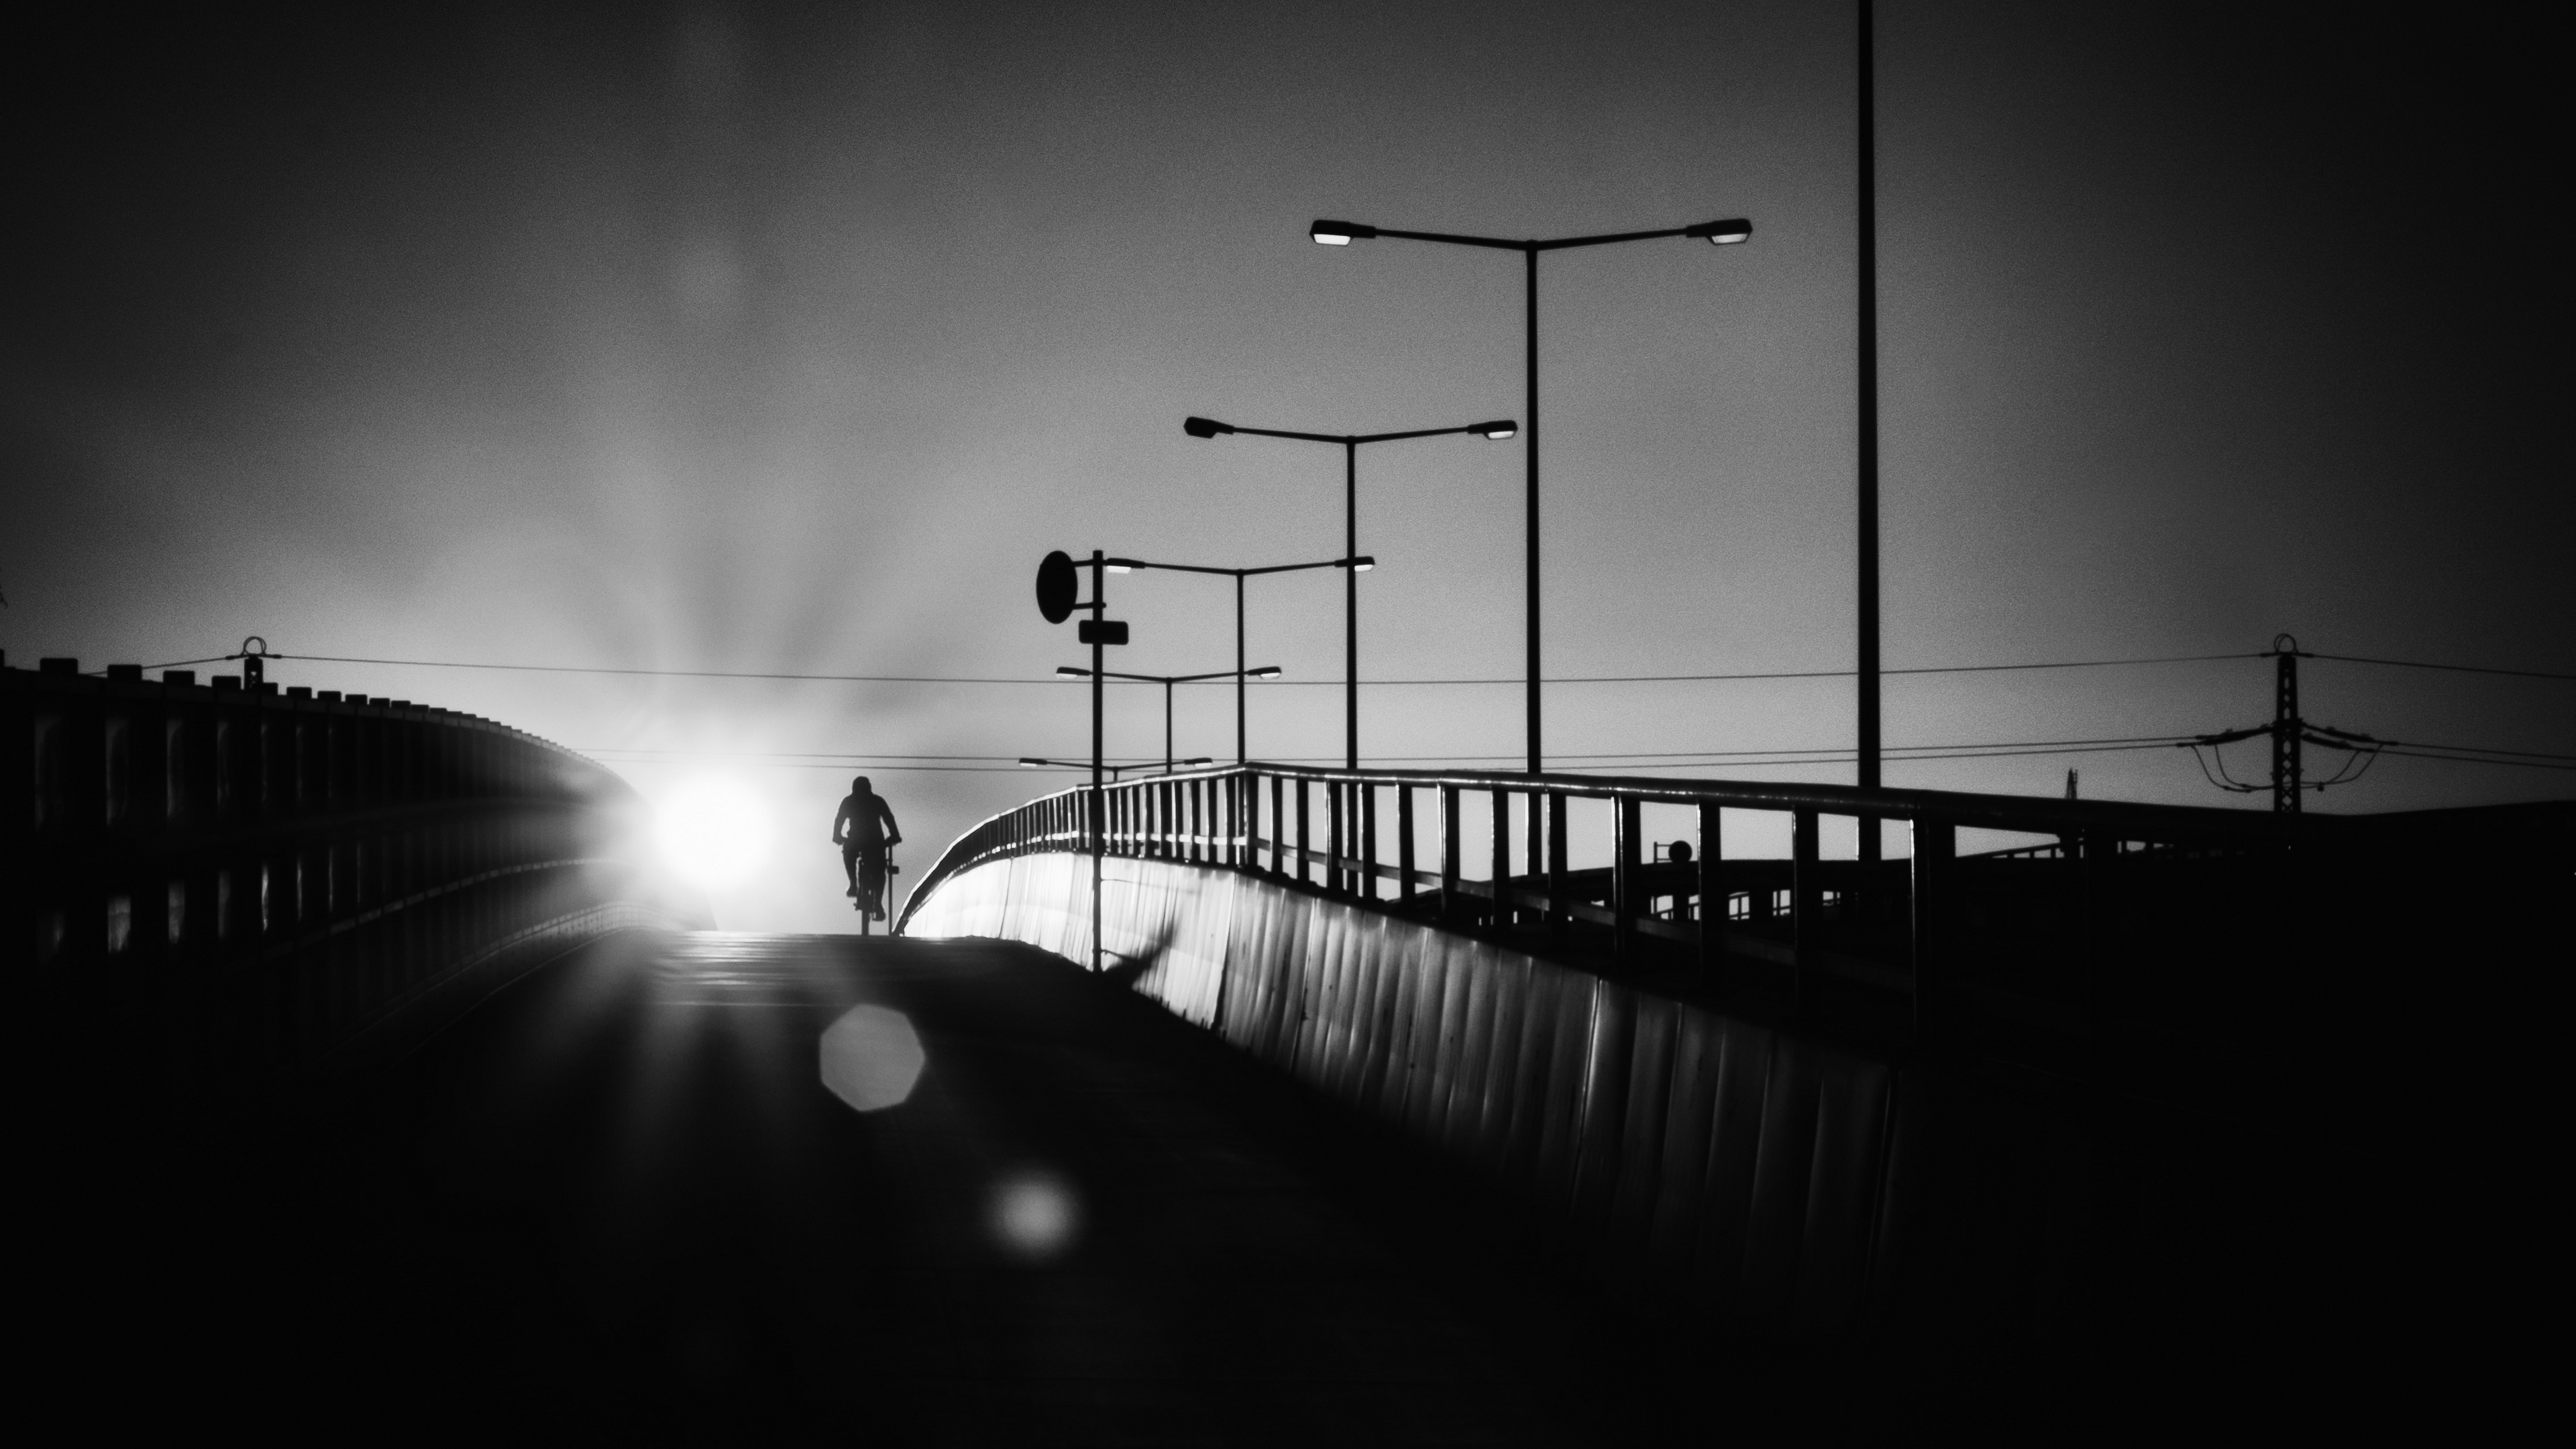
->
655 776 773 890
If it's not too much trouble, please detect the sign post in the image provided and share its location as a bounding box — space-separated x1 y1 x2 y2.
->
1036 549 1125 972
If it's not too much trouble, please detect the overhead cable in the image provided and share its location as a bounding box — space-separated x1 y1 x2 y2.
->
116 648 2274 687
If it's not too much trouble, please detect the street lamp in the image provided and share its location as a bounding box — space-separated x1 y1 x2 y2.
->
1182 417 1513 767
1055 665 1278 771
1102 553 1368 763
1305 213 1752 775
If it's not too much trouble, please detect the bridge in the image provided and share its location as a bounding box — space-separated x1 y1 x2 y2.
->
8 655 2557 1436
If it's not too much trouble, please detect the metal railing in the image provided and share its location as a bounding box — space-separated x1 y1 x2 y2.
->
3 655 651 1127
900 759 2394 1082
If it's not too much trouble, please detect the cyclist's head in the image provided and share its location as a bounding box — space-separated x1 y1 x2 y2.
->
853 776 872 795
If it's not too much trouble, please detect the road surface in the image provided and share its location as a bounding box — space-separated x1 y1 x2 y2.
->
84 930 1735 1442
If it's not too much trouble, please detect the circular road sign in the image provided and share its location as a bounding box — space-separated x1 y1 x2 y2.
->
1035 550 1077 624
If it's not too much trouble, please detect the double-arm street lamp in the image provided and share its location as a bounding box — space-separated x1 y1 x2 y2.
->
1053 665 1281 772
1306 215 1752 775
1101 553 1371 763
1183 417 1514 768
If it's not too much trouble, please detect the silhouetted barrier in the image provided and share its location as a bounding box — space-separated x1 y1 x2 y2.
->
1 656 688 1140
903 762 2570 1370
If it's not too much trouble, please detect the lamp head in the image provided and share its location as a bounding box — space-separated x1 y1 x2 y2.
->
1309 219 1377 246
1347 555 1376 572
1248 666 1283 680
1682 217 1754 246
1018 757 1046 767
1468 419 1517 440
1183 416 1234 439
1105 563 1131 574
1056 666 1091 678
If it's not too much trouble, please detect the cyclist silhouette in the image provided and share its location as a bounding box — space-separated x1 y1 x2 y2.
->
833 776 902 920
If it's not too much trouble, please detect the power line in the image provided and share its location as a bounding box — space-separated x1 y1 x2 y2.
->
91 646 2574 688
2302 651 2576 683
588 735 2210 772
580 735 2201 765
589 733 2574 777
2371 747 2576 771
589 733 2576 766
110 647 2274 687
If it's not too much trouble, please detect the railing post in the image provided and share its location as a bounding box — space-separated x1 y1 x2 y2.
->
1696 801 1724 979
1270 773 1286 877
1360 782 1378 904
1489 788 1511 930
1613 795 1640 959
1439 785 1461 925
1547 791 1569 937
1911 815 1951 1047
131 697 170 961
1791 808 1819 1016
1397 785 1417 908
2078 826 2115 1087
1295 778 1311 887
1326 780 1344 896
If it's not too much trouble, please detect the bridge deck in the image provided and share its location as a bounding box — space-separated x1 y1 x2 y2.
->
58 930 1843 1441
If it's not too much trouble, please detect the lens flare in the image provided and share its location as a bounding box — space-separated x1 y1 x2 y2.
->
818 1004 926 1112
991 1171 1081 1260
654 776 772 889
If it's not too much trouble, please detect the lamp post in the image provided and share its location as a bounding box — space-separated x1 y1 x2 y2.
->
1054 665 1279 771
1104 553 1369 763
1856 0 1882 857
1183 417 1512 769
1306 215 1751 775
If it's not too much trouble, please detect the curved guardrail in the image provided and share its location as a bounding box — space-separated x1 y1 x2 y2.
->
3 654 663 1132
900 759 2569 1093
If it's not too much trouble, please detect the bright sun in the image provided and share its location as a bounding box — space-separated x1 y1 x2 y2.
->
655 776 773 890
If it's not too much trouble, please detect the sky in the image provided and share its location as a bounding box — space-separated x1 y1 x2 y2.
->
5 1 2567 930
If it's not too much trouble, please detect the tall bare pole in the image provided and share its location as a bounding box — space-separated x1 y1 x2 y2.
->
1234 574 1248 763
1525 248 1542 775
1345 441 1360 769
1856 0 1883 858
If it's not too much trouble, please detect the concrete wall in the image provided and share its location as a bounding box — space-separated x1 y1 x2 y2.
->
906 853 1931 1337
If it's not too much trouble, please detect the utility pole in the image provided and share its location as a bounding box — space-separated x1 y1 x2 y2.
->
2183 635 2380 810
